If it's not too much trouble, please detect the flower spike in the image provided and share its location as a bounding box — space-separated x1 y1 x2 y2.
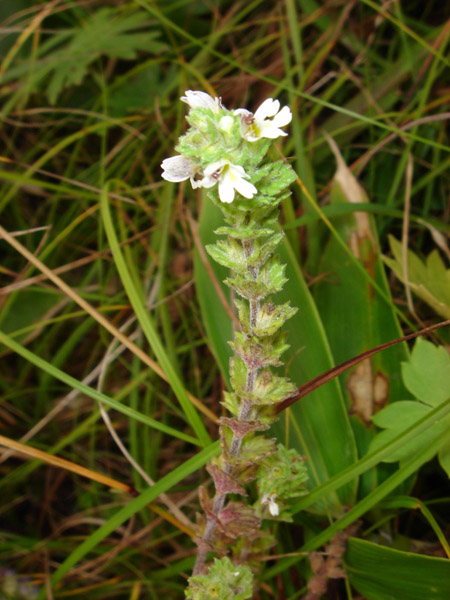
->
160 93 304 597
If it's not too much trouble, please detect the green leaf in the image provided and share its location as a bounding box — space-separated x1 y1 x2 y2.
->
225 257 287 299
370 338 450 466
256 444 308 521
372 401 428 429
45 8 166 103
252 161 297 196
312 139 410 498
247 233 284 268
383 236 450 320
345 538 450 600
370 406 449 463
206 238 247 272
402 337 450 406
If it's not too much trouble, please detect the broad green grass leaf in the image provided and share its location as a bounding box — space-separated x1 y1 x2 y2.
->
345 538 450 600
313 139 409 498
194 196 357 515
383 236 450 320
370 338 450 471
101 186 211 447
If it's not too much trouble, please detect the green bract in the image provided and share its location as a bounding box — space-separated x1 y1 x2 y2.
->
186 557 253 600
257 444 309 521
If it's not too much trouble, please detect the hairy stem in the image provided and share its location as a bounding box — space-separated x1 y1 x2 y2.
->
193 238 259 575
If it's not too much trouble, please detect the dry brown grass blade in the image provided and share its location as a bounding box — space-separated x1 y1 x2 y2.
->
276 319 450 414
0 434 195 538
401 154 416 317
0 223 218 424
0 433 131 493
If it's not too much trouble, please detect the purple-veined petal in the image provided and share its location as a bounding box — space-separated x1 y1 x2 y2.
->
161 155 195 182
203 159 227 177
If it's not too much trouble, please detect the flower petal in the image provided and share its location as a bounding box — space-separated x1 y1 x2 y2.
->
269 498 280 517
260 123 288 139
218 179 235 203
190 178 203 189
199 175 217 189
161 155 194 182
233 177 257 199
254 98 280 121
219 115 234 133
234 108 252 118
272 105 292 128
228 163 247 178
204 159 227 177
180 90 218 111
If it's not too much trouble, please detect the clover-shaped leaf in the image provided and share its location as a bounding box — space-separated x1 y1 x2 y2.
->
370 338 450 477
383 236 450 320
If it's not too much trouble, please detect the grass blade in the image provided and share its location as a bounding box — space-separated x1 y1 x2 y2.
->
0 329 200 446
345 537 450 600
100 184 211 447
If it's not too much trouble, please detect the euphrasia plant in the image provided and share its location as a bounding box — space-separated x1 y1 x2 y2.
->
161 90 308 598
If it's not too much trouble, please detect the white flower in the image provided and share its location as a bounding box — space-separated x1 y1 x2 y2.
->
200 159 257 204
161 155 201 188
180 90 223 113
236 98 292 142
219 115 234 133
262 493 280 517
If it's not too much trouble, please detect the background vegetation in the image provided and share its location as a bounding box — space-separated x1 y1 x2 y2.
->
0 1 449 598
